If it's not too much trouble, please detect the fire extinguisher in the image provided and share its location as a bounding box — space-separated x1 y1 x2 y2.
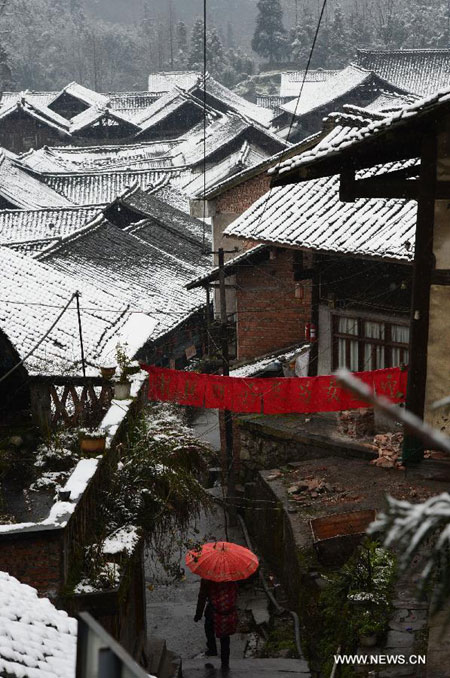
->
305 322 317 343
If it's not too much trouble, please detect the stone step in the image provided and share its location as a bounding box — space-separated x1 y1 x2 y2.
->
148 637 182 678
182 657 311 677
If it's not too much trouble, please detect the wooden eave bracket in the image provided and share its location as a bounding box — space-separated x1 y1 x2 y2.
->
340 166 425 202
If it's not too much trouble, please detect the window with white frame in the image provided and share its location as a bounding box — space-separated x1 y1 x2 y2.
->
332 314 409 371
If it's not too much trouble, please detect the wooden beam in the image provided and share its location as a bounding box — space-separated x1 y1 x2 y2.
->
352 177 419 200
402 130 438 464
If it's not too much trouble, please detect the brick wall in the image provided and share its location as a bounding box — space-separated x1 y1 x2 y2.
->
235 248 312 360
215 172 270 216
0 529 63 599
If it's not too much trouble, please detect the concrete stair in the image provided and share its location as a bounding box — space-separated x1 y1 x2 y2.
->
181 657 311 676
148 636 182 678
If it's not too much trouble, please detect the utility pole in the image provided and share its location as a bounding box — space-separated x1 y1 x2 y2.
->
218 248 236 525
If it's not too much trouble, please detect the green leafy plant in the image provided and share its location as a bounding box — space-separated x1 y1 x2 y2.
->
115 343 140 384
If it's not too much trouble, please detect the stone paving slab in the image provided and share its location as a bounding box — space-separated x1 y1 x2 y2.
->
386 630 415 648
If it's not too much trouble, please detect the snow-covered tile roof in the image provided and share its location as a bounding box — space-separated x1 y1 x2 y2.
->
117 186 208 244
172 112 286 168
0 246 134 375
148 71 201 94
0 90 56 108
49 81 110 109
364 90 420 112
0 205 101 248
0 96 72 135
107 91 161 116
135 88 213 131
224 161 418 263
0 152 73 208
190 73 274 127
181 141 268 198
279 65 383 119
280 70 341 98
0 570 77 678
356 48 450 96
19 140 177 173
271 87 450 178
39 219 206 338
69 105 140 134
40 168 183 205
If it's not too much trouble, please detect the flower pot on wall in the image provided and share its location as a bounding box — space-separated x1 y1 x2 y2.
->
114 381 131 400
80 435 106 455
359 633 377 647
100 366 116 380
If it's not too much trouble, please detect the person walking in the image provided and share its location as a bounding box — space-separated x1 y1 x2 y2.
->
194 577 238 671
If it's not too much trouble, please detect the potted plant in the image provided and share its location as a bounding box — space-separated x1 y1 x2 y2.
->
357 612 384 647
79 428 106 455
113 343 139 400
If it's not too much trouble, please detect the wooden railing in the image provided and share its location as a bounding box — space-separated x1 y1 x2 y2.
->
30 375 114 433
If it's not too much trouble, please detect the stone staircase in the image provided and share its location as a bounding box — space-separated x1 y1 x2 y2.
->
181 657 310 676
148 637 182 678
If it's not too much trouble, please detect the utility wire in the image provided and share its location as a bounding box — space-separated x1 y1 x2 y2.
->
0 293 76 386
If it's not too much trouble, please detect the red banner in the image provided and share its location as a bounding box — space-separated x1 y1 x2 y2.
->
142 365 407 414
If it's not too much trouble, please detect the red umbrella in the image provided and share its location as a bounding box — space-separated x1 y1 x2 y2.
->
185 541 259 582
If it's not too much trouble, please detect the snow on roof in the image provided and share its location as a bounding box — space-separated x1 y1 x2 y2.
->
19 140 177 174
279 70 341 98
0 205 101 250
135 88 214 131
0 570 77 678
39 219 206 338
279 65 385 119
172 112 286 168
107 91 160 116
224 160 417 263
40 168 182 205
148 71 200 94
364 90 420 113
231 345 307 377
1 91 55 109
190 73 274 127
0 152 73 208
0 246 133 376
356 48 450 97
70 105 140 134
181 141 268 198
117 186 208 244
0 96 72 134
271 87 450 178
49 81 110 109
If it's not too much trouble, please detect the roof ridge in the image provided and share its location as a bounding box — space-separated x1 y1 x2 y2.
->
37 211 106 258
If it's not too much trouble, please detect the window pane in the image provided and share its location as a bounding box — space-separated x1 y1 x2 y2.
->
392 324 409 344
364 321 384 340
392 347 409 366
349 340 359 371
338 338 359 370
364 343 385 370
338 317 358 335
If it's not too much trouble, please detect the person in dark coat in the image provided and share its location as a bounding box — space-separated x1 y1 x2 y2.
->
194 578 238 670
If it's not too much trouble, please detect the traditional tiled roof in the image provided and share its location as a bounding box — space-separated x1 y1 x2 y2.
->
19 140 177 173
0 90 55 108
39 218 206 338
70 105 140 134
0 205 101 249
48 81 110 110
0 570 77 678
189 73 274 127
148 71 200 94
135 88 216 134
113 185 208 245
280 70 341 98
356 48 450 96
224 162 417 263
278 65 407 120
40 168 182 205
0 97 72 135
0 152 73 208
172 112 287 168
0 246 134 375
270 89 450 179
108 91 161 116
364 90 420 112
181 141 268 197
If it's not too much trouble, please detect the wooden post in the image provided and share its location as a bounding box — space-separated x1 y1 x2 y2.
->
29 380 52 435
402 131 438 464
218 248 236 524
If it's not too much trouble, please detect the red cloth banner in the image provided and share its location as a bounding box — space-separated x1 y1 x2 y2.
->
142 365 407 414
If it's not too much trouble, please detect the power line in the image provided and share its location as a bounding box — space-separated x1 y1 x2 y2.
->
0 293 76 386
